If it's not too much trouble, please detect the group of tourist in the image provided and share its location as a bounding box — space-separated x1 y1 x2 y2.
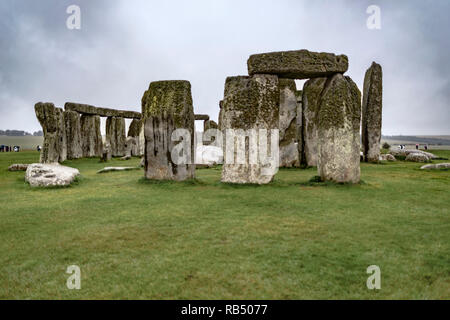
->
398 144 428 150
0 145 20 152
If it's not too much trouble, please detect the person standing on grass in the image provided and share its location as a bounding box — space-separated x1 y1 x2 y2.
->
425 145 428 151
416 144 419 150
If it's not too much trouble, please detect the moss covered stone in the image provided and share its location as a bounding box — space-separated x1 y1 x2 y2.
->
302 78 327 166
63 110 83 160
317 74 361 183
80 115 103 158
248 49 348 79
141 80 195 181
278 79 300 167
221 74 279 184
34 102 66 163
362 62 383 163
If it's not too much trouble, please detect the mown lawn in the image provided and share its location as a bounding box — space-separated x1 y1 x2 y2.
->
0 151 449 299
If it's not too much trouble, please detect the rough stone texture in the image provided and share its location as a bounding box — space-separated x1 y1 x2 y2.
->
127 119 144 156
379 154 396 161
203 120 218 131
55 108 67 162
35 102 65 163
278 79 299 167
302 78 327 166
295 90 303 165
221 74 279 184
63 110 83 159
317 74 361 183
389 148 438 160
65 102 141 119
106 117 126 157
420 163 450 170
141 80 195 181
362 62 383 163
218 100 224 130
195 114 209 121
80 114 103 158
405 153 431 163
247 50 348 79
8 164 29 171
203 120 219 146
25 163 80 187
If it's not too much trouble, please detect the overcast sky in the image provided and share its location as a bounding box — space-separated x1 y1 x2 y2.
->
0 0 449 135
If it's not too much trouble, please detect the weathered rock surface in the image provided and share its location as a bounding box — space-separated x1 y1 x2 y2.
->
126 119 144 156
141 80 195 181
25 163 80 187
194 114 209 121
97 166 140 173
221 75 279 184
295 90 303 165
302 78 327 166
247 50 348 79
80 115 103 158
106 117 126 157
63 110 83 159
203 120 218 131
65 102 141 119
218 100 224 130
379 154 396 161
420 163 450 170
362 62 383 163
317 74 361 183
35 102 66 163
405 153 431 163
202 120 219 146
196 145 223 165
279 79 299 167
8 164 29 171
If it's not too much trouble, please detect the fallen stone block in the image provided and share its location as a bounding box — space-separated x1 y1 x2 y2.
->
25 163 80 187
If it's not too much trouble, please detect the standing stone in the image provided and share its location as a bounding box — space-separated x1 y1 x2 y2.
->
141 80 195 181
278 79 299 167
221 75 279 184
295 90 303 166
127 119 143 156
63 110 83 159
218 100 224 130
55 107 67 162
362 62 383 163
317 74 361 183
247 50 348 79
115 117 126 157
106 117 126 157
106 117 117 156
203 119 218 131
302 78 327 167
35 102 62 163
80 115 103 157
203 120 218 146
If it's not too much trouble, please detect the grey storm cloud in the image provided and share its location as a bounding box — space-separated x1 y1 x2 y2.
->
0 0 449 134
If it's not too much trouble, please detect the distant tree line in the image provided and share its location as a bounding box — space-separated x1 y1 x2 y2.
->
0 130 43 136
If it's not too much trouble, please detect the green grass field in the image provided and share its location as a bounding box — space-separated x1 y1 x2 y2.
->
0 151 449 299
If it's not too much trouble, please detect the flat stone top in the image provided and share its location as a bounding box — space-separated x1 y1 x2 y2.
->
195 114 210 121
65 102 141 119
247 49 348 80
